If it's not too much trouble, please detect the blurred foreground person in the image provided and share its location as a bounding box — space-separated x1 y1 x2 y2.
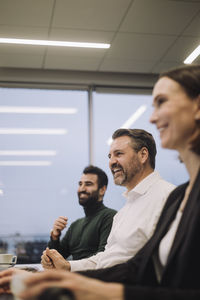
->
48 165 116 260
41 128 174 271
10 65 200 300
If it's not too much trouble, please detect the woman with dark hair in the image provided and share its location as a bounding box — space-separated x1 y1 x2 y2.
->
0 65 200 300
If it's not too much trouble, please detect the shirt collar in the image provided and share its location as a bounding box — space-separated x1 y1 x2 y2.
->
123 171 161 200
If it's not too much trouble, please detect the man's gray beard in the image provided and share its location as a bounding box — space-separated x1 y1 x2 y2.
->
114 166 141 187
113 173 127 186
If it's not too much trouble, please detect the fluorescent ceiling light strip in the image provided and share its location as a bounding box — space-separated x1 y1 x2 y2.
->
121 105 147 128
0 106 77 114
0 150 56 156
107 105 147 145
0 38 110 49
184 44 200 64
0 161 52 166
0 128 67 135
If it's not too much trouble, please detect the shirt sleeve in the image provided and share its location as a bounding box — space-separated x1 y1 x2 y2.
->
70 251 104 271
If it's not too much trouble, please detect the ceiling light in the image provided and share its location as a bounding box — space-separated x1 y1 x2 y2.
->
0 189 3 195
0 150 56 156
0 128 67 135
184 44 200 64
120 105 147 128
0 38 110 49
0 161 52 166
0 106 77 114
107 105 147 145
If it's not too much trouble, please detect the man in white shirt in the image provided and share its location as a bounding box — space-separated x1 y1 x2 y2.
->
41 129 175 271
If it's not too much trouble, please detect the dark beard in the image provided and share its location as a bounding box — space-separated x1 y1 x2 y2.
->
78 190 99 207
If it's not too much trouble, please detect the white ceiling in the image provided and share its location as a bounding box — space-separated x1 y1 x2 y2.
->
0 0 200 76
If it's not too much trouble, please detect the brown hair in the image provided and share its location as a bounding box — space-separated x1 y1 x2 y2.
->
83 165 108 188
112 128 157 169
160 65 200 155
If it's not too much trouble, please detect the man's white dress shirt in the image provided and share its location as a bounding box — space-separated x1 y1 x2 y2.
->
70 171 175 271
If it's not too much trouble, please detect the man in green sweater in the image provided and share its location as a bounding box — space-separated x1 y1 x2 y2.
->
47 165 117 260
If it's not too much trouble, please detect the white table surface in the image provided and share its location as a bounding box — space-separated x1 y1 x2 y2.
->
15 263 43 272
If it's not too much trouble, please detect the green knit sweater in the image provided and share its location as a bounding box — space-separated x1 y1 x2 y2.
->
48 203 116 260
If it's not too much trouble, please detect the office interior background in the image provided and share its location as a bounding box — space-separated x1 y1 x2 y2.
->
0 0 199 263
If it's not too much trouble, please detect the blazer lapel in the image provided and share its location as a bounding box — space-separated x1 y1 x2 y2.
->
155 195 183 243
163 169 200 273
138 187 185 277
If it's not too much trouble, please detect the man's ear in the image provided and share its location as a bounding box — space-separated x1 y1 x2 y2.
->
99 185 106 199
138 147 149 164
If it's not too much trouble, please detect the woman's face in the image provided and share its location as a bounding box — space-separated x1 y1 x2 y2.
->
150 76 199 152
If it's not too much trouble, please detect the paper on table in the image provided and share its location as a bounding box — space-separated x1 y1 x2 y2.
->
15 264 43 272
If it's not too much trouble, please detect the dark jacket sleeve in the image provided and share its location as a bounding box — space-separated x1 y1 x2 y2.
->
78 243 144 283
78 262 130 282
125 285 200 300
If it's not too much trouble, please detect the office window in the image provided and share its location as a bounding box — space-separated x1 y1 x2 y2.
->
0 87 189 262
93 90 188 211
0 87 88 262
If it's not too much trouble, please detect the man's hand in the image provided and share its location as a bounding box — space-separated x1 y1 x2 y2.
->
41 248 54 270
51 216 68 240
41 248 71 271
18 269 124 300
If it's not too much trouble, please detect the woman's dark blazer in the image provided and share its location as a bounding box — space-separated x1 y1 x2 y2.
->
80 170 200 300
